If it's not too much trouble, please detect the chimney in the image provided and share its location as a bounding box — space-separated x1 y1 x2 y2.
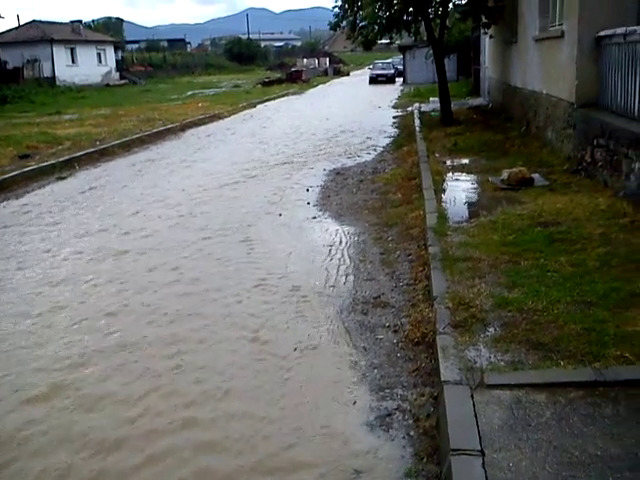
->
70 19 83 35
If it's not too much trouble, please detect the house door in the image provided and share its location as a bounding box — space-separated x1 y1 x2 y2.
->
23 57 43 79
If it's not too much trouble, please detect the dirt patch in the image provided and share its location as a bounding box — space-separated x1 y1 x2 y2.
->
318 147 440 478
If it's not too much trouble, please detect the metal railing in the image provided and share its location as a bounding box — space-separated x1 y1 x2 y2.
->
597 26 640 121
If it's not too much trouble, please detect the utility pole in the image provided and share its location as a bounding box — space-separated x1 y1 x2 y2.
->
16 14 20 26
245 13 250 39
308 25 312 40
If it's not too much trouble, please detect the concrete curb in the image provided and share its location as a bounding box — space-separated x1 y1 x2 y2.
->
412 105 486 480
484 364 640 387
0 89 297 196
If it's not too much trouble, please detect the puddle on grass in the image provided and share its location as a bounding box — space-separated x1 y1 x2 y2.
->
181 88 226 97
441 172 480 224
441 157 522 224
464 325 511 369
178 82 250 98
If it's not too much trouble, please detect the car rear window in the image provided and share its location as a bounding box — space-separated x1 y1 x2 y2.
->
373 62 393 70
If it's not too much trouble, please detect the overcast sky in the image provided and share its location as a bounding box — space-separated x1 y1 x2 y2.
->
0 0 335 29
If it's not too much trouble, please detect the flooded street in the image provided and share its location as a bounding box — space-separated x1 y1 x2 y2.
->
0 72 404 479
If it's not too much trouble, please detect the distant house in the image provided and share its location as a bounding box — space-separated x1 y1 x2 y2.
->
125 38 191 51
399 43 457 85
483 0 640 155
241 32 302 48
0 20 119 86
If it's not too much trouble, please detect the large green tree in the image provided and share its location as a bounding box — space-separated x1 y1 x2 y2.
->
84 17 124 41
332 0 493 125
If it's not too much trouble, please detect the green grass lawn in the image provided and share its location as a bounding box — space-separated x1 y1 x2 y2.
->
0 71 328 174
422 109 640 369
395 79 473 109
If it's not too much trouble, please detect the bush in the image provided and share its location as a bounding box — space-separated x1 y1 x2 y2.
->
223 38 267 66
0 81 59 106
123 50 242 74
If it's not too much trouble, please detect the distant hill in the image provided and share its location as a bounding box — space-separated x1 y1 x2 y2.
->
124 7 334 45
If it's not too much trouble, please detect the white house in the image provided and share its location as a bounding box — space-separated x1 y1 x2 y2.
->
0 20 119 86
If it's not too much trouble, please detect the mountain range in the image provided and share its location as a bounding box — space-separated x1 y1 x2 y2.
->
124 7 334 45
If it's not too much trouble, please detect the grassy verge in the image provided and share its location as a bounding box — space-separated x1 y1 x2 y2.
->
423 109 639 368
339 51 398 69
376 114 439 477
0 71 329 175
395 79 473 109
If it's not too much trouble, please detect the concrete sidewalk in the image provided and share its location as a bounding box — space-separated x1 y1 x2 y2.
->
476 386 640 480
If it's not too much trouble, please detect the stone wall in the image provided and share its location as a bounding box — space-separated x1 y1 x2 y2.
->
489 81 640 195
574 138 640 194
574 108 640 195
489 78 575 155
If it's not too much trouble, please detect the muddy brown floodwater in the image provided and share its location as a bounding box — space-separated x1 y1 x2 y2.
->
0 71 405 479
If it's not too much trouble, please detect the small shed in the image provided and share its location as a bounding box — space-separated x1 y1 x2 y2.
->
399 43 457 84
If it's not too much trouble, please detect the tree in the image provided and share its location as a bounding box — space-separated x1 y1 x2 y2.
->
143 40 164 53
223 37 266 66
332 0 493 125
84 17 124 41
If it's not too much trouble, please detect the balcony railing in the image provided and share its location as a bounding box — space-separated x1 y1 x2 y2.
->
597 26 640 121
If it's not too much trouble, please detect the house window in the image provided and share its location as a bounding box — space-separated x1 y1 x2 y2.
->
65 46 78 65
96 47 107 65
539 0 564 31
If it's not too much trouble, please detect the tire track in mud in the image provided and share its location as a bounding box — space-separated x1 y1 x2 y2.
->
322 225 355 290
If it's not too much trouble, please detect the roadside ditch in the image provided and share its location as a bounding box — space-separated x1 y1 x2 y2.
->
318 113 441 478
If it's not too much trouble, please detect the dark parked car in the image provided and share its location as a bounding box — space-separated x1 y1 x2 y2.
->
391 56 404 78
368 61 396 84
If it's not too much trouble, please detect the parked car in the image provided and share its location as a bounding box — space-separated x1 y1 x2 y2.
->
391 56 404 78
368 61 396 84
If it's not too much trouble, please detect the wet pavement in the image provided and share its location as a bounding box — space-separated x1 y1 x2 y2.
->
475 387 640 480
0 71 405 479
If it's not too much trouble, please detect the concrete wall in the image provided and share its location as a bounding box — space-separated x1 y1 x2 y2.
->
0 42 54 78
404 47 457 84
52 42 118 86
487 0 580 104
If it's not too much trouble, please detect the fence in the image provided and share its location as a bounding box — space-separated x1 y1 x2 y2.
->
597 26 640 121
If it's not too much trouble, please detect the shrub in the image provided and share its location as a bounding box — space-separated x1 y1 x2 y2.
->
223 37 267 66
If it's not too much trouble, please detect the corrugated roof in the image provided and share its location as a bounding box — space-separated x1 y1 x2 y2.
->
0 20 115 44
